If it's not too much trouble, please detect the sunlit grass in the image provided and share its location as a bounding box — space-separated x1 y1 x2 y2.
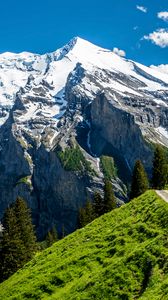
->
0 190 168 299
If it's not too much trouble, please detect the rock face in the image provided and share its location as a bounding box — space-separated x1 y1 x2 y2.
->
0 37 168 238
90 94 152 172
31 146 93 237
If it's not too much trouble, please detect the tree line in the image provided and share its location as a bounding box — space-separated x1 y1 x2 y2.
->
0 144 167 283
0 197 37 282
130 144 168 199
0 197 57 283
78 144 168 229
78 179 117 228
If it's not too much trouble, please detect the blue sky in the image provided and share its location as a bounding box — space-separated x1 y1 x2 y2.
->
0 0 167 65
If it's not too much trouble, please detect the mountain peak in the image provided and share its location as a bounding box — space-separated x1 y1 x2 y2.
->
63 36 88 53
52 36 101 61
68 36 101 51
69 36 85 44
67 36 94 48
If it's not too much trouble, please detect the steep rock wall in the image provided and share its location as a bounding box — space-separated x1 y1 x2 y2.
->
90 94 152 173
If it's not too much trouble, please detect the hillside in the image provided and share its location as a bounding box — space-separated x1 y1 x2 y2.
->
0 190 168 300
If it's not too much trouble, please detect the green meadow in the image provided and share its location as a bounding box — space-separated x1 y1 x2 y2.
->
0 190 168 300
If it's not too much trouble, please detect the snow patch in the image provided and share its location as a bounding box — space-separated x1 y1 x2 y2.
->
153 99 168 107
156 126 168 140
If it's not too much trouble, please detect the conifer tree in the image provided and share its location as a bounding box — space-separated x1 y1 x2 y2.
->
85 199 94 224
152 145 168 189
78 207 86 228
0 198 37 282
78 199 94 228
46 231 53 247
0 207 24 282
130 160 149 200
14 197 37 262
61 224 65 239
92 192 104 218
46 226 58 247
103 180 116 213
51 226 58 241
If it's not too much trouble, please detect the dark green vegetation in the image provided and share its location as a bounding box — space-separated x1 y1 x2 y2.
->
45 227 58 248
78 180 116 227
104 179 117 212
78 199 95 228
92 192 104 218
100 155 117 179
130 160 149 200
0 197 37 282
16 176 31 187
152 145 168 189
57 144 95 175
0 190 168 300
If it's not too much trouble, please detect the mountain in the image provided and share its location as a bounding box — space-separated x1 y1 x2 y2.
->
0 190 168 299
0 37 168 237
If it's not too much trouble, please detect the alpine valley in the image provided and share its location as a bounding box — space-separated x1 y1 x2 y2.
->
0 37 168 238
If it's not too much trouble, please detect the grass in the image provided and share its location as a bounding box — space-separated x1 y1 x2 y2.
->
17 137 28 149
100 155 117 179
57 144 96 175
15 176 32 187
0 190 168 299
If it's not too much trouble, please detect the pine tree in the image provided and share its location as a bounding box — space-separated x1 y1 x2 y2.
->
0 207 24 282
78 207 86 228
46 226 58 247
103 180 116 213
61 224 65 239
50 226 58 241
152 145 168 189
92 192 104 218
45 231 53 247
14 197 37 262
130 160 149 200
0 198 37 282
78 199 94 228
84 199 94 224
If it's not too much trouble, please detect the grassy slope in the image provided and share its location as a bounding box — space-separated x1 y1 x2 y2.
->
0 190 168 300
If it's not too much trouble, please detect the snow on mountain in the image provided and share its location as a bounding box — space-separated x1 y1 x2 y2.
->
0 36 168 145
0 51 49 125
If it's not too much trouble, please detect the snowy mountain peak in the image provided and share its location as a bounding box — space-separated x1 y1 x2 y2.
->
51 36 98 62
0 37 168 146
58 36 97 53
65 36 83 48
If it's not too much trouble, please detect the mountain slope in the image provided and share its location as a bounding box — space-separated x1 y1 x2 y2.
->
0 37 168 237
0 190 168 300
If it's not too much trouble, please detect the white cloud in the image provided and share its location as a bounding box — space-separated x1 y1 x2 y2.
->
112 47 126 57
136 5 147 13
150 64 168 75
157 11 168 22
143 29 168 48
